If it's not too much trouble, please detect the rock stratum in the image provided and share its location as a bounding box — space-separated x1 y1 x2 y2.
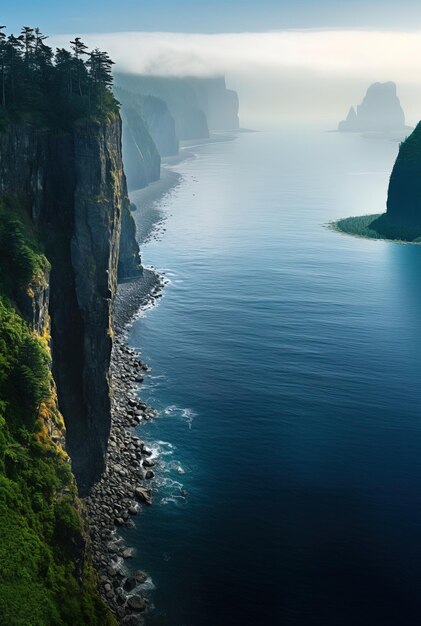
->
338 82 406 132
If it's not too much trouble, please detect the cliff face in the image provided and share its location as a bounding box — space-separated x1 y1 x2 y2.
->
114 73 241 143
338 82 406 132
120 105 161 191
115 86 179 157
0 117 136 493
140 94 179 155
386 122 421 227
114 73 210 141
187 77 240 130
118 200 143 279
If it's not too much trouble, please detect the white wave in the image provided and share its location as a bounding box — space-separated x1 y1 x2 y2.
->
166 460 185 474
161 495 186 505
163 404 179 415
160 477 183 490
162 404 197 429
156 440 175 448
181 407 196 429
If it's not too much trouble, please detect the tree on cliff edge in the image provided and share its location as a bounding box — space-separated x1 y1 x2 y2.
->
0 25 118 126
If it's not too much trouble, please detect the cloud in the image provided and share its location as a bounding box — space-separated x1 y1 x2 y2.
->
51 29 421 127
52 29 421 83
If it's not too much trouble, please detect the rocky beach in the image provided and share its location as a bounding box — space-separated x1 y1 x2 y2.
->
84 165 179 625
85 276 163 625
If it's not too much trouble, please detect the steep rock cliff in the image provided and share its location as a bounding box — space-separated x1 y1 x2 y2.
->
0 197 115 624
120 105 161 191
0 116 136 493
187 77 240 130
115 86 178 157
140 94 179 155
115 73 209 141
386 122 421 227
118 200 143 279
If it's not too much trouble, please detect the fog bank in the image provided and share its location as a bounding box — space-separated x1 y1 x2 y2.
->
52 30 421 128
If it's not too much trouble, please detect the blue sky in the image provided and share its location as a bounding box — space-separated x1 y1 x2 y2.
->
3 0 421 35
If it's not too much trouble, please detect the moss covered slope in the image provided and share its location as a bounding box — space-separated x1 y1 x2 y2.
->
0 199 116 625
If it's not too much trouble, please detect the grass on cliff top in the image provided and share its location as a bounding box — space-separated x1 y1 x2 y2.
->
0 200 116 625
331 213 421 244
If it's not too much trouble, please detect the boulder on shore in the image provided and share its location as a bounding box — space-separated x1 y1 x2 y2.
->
135 487 152 505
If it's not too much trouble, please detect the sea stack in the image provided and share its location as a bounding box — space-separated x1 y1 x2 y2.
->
338 82 406 132
386 122 421 227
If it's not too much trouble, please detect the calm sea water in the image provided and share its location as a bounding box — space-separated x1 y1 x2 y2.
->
125 130 421 626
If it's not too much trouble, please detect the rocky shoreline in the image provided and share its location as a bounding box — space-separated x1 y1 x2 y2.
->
85 268 165 626
84 152 201 624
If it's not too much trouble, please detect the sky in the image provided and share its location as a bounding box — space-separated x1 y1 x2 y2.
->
4 0 421 33
3 1 421 128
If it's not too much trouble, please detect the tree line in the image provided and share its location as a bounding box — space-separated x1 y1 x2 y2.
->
0 26 117 127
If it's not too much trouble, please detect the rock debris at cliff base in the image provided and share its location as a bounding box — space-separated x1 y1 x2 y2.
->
85 271 164 624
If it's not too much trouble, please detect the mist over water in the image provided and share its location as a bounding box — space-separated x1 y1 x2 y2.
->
123 130 421 625
51 29 421 129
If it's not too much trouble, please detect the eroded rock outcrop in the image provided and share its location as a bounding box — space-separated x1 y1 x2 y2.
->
338 82 406 132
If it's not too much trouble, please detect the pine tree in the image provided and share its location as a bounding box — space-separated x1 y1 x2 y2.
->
70 37 88 96
0 26 118 125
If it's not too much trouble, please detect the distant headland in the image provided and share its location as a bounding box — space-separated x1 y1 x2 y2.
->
332 121 421 244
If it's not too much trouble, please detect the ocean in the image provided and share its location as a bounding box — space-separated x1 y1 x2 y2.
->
124 129 421 626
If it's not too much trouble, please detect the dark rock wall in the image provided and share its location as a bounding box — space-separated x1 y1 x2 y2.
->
118 199 143 280
0 117 138 493
387 122 421 226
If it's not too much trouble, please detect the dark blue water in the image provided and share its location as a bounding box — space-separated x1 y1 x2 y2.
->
127 130 421 626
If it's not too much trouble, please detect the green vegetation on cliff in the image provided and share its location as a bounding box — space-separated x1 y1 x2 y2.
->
331 213 421 243
0 26 118 129
394 123 421 164
0 200 50 296
0 200 116 625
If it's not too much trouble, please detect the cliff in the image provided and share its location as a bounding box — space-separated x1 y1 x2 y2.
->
0 195 116 624
115 73 241 142
0 28 147 623
119 104 161 191
0 116 138 493
187 77 240 130
338 82 406 132
115 86 179 157
114 73 210 141
386 122 421 227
